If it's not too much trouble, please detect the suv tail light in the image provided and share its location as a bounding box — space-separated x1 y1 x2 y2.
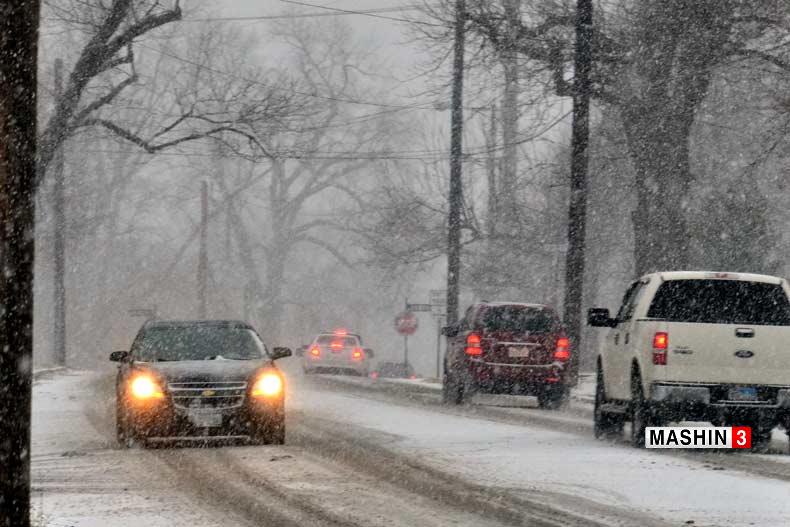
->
309 346 321 357
351 348 364 360
465 333 482 356
652 332 668 365
554 337 570 361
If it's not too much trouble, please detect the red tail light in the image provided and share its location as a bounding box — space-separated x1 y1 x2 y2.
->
330 340 343 351
309 346 320 357
652 332 668 365
465 333 482 356
351 348 364 360
554 337 570 361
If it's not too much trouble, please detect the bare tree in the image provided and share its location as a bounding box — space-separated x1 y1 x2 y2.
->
38 3 298 362
193 18 401 340
460 0 790 274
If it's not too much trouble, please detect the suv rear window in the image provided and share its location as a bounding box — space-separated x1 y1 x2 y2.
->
647 280 790 326
480 306 558 332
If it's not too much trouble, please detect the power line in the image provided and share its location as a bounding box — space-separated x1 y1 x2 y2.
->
138 42 437 111
181 5 431 23
277 0 443 27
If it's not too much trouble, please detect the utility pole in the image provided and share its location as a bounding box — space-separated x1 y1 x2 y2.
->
563 0 594 384
198 181 208 318
499 0 520 229
446 0 466 326
52 58 66 367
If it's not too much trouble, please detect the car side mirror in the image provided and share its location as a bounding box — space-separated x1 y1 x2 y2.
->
109 350 129 362
364 348 374 358
587 308 615 328
271 347 292 360
441 326 459 337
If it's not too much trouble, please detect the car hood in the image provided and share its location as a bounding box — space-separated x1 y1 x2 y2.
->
134 359 272 383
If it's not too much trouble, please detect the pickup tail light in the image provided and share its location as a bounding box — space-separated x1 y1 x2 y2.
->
554 337 570 361
465 333 482 356
652 332 668 365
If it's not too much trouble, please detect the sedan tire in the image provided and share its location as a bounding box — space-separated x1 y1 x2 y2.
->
442 367 464 405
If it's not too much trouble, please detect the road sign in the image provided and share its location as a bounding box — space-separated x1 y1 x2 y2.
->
129 307 156 319
395 311 419 335
429 289 446 306
407 303 432 312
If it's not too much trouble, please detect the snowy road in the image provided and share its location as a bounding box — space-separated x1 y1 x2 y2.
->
291 374 790 527
32 369 790 526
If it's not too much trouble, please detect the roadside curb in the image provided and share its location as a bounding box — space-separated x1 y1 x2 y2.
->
33 366 66 380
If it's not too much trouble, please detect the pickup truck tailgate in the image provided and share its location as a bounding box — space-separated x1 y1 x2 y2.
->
661 323 790 385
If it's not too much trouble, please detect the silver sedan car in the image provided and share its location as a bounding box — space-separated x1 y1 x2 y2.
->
301 330 372 376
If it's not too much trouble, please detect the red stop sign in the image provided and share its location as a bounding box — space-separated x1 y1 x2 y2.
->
395 311 418 335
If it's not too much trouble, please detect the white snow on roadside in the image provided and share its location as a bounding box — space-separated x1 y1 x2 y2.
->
32 371 244 527
292 385 790 527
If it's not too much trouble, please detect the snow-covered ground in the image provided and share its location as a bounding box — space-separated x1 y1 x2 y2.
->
291 379 790 527
32 368 790 526
31 371 251 527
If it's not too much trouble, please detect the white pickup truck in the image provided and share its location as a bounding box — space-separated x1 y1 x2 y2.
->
588 271 790 450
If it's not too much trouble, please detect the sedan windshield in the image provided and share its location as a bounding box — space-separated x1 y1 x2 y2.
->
134 326 266 361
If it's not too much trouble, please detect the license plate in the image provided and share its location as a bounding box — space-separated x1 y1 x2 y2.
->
508 346 531 358
188 411 223 428
728 387 757 401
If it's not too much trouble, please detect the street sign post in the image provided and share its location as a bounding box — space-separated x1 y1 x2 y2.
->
397 300 420 368
129 306 157 320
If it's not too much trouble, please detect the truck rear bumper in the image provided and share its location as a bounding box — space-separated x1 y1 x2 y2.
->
465 359 567 394
651 382 790 408
651 383 711 404
649 382 790 424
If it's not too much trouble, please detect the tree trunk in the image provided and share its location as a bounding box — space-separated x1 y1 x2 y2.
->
562 0 593 384
0 2 40 526
623 0 735 276
259 246 288 341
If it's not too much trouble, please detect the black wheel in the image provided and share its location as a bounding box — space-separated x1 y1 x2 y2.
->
630 370 656 448
593 365 623 439
750 423 773 453
442 366 464 405
538 385 567 410
116 398 134 448
251 415 286 445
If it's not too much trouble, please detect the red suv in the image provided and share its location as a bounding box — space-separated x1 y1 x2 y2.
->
442 302 570 408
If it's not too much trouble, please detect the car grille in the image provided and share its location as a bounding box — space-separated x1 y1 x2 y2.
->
168 381 247 410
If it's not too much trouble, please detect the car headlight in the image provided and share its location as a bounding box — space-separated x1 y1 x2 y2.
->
130 374 165 400
252 372 283 398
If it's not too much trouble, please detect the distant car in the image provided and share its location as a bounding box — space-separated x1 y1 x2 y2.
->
299 329 373 376
110 320 291 447
442 302 570 408
372 361 416 379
